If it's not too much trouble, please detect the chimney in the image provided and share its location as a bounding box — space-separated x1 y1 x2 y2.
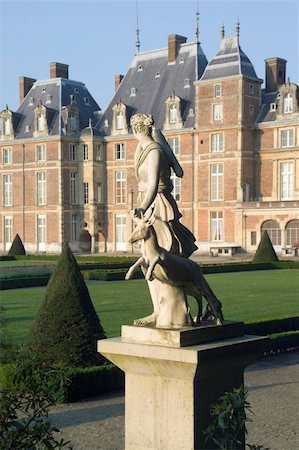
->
50 62 69 79
115 74 124 91
265 57 287 92
168 34 187 63
19 76 36 103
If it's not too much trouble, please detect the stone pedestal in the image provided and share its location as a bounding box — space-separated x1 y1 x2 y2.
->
98 322 267 450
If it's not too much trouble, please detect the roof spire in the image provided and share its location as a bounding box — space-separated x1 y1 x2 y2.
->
135 0 141 54
195 2 200 44
236 20 240 39
221 23 225 39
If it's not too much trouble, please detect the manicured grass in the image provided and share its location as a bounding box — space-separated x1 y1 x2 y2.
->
1 270 298 342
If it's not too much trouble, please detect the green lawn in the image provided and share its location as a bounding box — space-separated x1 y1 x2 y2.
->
1 270 298 342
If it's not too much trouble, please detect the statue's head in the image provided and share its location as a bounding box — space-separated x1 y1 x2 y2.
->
130 114 154 136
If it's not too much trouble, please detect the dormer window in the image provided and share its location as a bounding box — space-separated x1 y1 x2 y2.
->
155 72 160 78
46 94 51 104
104 119 109 127
74 88 79 93
164 94 183 129
4 118 10 135
169 105 178 124
270 103 277 111
37 114 45 131
69 112 77 131
116 111 124 130
137 65 143 72
184 79 191 88
28 97 34 106
70 94 75 103
25 124 30 133
283 93 293 113
33 103 48 137
179 57 184 64
112 102 128 135
130 87 136 97
84 97 90 105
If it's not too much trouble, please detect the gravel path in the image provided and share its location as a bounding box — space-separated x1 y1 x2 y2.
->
50 351 299 450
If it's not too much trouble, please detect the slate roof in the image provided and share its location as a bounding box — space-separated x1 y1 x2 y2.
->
200 35 261 82
96 41 208 135
10 78 101 139
256 91 278 123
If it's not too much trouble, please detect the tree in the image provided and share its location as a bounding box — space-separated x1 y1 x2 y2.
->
253 231 278 263
29 242 106 366
7 234 26 256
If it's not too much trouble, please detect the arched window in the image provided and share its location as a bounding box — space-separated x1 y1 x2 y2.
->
37 114 45 131
286 220 299 246
283 93 293 113
4 118 10 135
261 220 281 245
116 111 124 130
169 105 177 124
69 112 77 131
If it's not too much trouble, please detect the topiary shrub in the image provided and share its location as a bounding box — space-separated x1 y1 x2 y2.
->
7 234 26 256
29 242 106 367
252 231 278 263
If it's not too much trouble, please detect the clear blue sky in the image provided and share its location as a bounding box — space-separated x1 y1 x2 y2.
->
0 0 298 111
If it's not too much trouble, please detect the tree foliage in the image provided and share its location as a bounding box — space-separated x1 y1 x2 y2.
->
29 242 106 366
253 231 278 263
7 234 26 256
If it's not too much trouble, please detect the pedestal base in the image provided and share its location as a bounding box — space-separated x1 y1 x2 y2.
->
98 325 267 450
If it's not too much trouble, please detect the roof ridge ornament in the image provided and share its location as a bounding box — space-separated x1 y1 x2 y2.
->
135 0 141 54
236 20 240 39
221 24 225 39
195 6 200 44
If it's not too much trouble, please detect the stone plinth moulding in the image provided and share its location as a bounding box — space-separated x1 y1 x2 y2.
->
98 323 268 450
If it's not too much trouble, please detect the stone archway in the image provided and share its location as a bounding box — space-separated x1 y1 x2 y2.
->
261 220 281 251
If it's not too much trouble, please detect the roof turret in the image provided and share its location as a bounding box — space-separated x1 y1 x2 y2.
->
200 24 261 82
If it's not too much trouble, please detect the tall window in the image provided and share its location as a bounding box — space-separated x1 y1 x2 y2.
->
37 144 46 162
37 215 46 250
4 118 10 135
83 144 88 160
213 104 223 120
69 144 77 161
167 137 180 155
37 114 45 131
211 133 224 152
281 129 294 148
70 172 78 204
283 93 293 113
280 162 294 200
37 172 46 205
214 85 221 97
170 172 181 202
286 220 299 246
71 214 78 242
83 182 89 204
116 112 124 130
3 174 12 206
3 148 12 164
115 143 125 160
69 113 77 131
169 105 178 124
210 164 223 201
4 216 12 248
115 170 126 204
261 220 281 245
115 215 126 251
211 211 223 241
96 144 102 161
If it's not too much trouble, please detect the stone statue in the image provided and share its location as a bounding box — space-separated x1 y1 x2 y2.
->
126 113 224 328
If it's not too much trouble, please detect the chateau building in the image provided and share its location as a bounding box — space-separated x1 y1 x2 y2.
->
1 29 298 255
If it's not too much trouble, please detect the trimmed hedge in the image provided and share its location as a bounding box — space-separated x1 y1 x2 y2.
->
83 268 143 281
63 364 124 402
245 317 299 336
0 276 50 290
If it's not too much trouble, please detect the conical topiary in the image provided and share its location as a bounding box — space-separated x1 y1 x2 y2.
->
7 234 26 256
253 231 279 263
29 242 106 366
